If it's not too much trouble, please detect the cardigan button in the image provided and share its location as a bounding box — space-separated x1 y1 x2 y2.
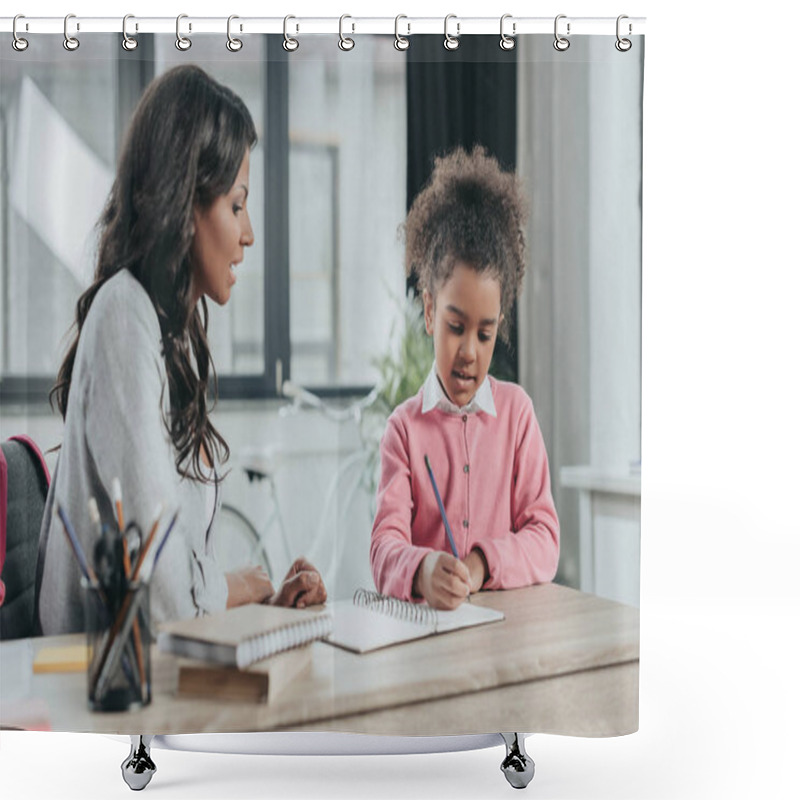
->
462 414 468 422
463 464 470 473
462 519 469 528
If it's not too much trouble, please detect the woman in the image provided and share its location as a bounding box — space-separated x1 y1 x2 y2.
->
39 65 326 635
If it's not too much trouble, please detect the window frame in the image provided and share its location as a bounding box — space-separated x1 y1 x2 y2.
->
0 36 380 408
216 36 289 401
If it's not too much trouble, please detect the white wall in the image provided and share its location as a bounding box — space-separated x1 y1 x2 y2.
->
517 36 642 602
587 35 642 471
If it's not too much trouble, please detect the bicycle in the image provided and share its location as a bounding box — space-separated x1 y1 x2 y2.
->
215 380 382 596
215 442 288 579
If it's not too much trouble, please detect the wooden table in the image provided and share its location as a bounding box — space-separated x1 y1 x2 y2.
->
0 583 639 737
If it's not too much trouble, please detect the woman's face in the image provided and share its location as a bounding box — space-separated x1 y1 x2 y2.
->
191 149 253 306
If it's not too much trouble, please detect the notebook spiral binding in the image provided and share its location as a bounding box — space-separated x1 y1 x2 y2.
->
353 588 439 630
237 613 333 670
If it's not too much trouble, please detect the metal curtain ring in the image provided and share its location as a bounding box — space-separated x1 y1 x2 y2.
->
394 15 410 51
499 14 516 51
175 14 192 51
227 15 243 51
553 14 570 52
444 14 460 51
339 14 355 51
121 14 138 51
12 14 29 52
63 13 80 51
615 14 632 52
283 15 299 52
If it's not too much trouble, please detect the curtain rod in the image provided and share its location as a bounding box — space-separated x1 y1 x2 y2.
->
0 16 646 37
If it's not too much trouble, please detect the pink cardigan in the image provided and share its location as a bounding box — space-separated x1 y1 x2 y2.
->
370 377 560 601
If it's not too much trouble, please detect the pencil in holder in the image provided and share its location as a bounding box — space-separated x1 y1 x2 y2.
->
82 577 152 712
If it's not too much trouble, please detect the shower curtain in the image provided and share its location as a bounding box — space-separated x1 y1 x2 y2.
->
0 20 643 744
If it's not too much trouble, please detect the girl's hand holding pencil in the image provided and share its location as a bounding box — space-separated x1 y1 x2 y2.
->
413 552 470 610
417 453 480 609
463 549 490 594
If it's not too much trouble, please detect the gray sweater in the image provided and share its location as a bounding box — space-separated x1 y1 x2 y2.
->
39 269 229 635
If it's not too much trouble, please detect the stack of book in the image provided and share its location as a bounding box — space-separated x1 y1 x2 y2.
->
157 604 332 703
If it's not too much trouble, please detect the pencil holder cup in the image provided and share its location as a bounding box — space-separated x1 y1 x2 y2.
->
82 578 152 712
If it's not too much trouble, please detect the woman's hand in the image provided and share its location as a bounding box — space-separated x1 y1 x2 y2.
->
413 552 470 610
225 565 275 608
270 557 328 609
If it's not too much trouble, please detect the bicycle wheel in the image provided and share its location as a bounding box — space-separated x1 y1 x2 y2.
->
215 503 272 576
308 449 375 594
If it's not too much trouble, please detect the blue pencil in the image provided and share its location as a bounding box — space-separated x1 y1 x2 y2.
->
56 503 96 584
424 454 460 559
152 510 179 571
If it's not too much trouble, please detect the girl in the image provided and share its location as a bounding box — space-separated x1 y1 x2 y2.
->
370 147 559 610
39 65 326 635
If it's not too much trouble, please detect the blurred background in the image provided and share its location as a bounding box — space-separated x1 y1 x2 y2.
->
0 34 642 604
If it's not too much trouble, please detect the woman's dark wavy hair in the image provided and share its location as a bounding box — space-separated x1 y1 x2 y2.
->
50 64 257 482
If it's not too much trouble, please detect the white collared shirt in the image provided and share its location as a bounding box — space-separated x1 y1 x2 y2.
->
421 363 497 417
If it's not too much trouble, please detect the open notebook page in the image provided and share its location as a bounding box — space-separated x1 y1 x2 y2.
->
325 599 504 654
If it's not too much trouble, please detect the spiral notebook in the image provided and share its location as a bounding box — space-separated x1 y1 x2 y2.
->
325 589 505 654
157 604 333 669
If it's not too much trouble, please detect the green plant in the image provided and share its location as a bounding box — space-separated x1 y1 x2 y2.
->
371 291 434 417
353 292 433 506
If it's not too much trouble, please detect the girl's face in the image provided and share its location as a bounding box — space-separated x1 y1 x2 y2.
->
191 149 254 306
423 262 503 408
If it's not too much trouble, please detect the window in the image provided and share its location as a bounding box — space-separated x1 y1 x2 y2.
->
287 39 406 389
153 37 275 397
0 36 119 404
1 36 407 404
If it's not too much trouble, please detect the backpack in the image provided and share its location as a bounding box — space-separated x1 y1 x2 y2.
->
0 435 51 639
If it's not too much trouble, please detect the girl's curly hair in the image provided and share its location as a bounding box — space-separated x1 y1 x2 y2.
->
403 146 528 342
